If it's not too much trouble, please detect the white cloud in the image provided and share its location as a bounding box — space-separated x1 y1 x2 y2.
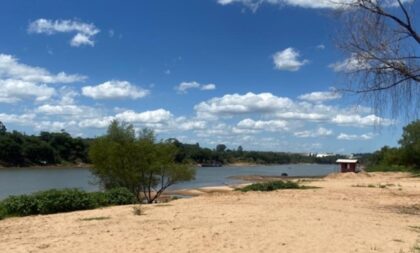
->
0 113 36 125
78 117 114 129
273 48 308 71
329 54 370 72
115 109 173 123
0 79 55 103
28 19 100 47
294 127 333 138
195 92 294 119
332 114 394 127
0 54 86 84
218 0 349 11
236 118 289 132
298 91 342 103
175 81 216 93
316 44 326 50
337 132 375 140
36 104 84 115
82 80 149 100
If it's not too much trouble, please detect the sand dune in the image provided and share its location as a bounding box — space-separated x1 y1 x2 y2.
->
0 172 419 253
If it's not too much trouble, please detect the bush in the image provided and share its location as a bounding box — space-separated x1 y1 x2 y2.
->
0 187 137 218
2 194 39 216
238 181 301 192
34 189 93 214
105 187 136 205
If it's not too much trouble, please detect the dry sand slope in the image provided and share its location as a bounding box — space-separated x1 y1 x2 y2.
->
0 172 419 253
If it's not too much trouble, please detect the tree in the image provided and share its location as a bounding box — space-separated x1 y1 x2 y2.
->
216 144 227 152
399 120 420 168
0 121 6 135
89 120 195 203
335 0 419 120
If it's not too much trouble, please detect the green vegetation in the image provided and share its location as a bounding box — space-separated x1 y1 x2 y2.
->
0 120 345 168
0 187 135 219
237 181 303 192
0 121 90 167
366 120 420 173
89 120 195 203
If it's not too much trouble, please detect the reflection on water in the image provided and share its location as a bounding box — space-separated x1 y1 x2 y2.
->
0 164 337 199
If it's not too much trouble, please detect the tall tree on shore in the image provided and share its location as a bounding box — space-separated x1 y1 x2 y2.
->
334 0 419 120
89 120 195 203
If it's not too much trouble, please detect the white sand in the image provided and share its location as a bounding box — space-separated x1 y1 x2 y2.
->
0 172 419 253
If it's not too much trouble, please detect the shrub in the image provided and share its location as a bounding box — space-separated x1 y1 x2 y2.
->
238 181 301 192
105 187 136 205
1 194 39 216
89 191 109 208
0 187 137 218
34 189 93 214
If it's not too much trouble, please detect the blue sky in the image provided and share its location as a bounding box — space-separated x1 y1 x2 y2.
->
0 0 415 153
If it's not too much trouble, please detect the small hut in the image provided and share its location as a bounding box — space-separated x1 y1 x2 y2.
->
336 159 358 173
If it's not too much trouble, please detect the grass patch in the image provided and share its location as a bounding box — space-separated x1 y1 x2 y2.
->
79 216 110 221
237 180 310 192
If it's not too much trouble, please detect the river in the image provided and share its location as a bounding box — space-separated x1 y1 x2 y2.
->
0 164 338 199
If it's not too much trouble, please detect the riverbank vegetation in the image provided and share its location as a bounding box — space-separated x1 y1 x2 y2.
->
0 122 90 167
0 120 345 168
0 187 135 220
365 120 419 173
238 181 302 192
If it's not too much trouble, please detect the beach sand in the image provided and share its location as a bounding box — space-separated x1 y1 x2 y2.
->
0 172 419 253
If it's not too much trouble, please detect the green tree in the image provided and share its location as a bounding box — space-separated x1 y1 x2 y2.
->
89 120 195 203
0 121 6 135
399 120 420 168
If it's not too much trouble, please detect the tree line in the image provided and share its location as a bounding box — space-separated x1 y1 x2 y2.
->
0 121 344 167
0 122 90 167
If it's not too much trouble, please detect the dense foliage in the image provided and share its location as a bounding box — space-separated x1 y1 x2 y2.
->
170 139 345 165
367 120 420 172
89 121 195 203
0 122 90 167
0 187 135 219
238 181 302 192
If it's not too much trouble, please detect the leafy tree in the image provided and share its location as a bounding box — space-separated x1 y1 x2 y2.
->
0 121 6 135
216 144 227 152
399 120 420 168
89 120 195 203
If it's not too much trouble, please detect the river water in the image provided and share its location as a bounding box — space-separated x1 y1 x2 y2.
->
0 164 338 199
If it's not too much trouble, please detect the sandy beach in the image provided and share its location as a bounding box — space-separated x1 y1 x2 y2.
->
0 172 419 253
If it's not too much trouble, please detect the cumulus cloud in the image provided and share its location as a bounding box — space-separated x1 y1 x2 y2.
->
273 48 308 71
337 132 376 140
194 92 294 119
217 0 408 10
294 127 333 138
82 80 149 100
332 114 394 127
36 104 84 115
0 54 86 84
0 79 55 103
0 113 36 125
115 109 173 123
298 91 342 103
329 54 370 72
175 81 216 93
28 19 100 47
236 118 289 132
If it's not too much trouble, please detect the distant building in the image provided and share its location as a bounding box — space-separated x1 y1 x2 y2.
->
336 159 359 173
316 153 335 158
